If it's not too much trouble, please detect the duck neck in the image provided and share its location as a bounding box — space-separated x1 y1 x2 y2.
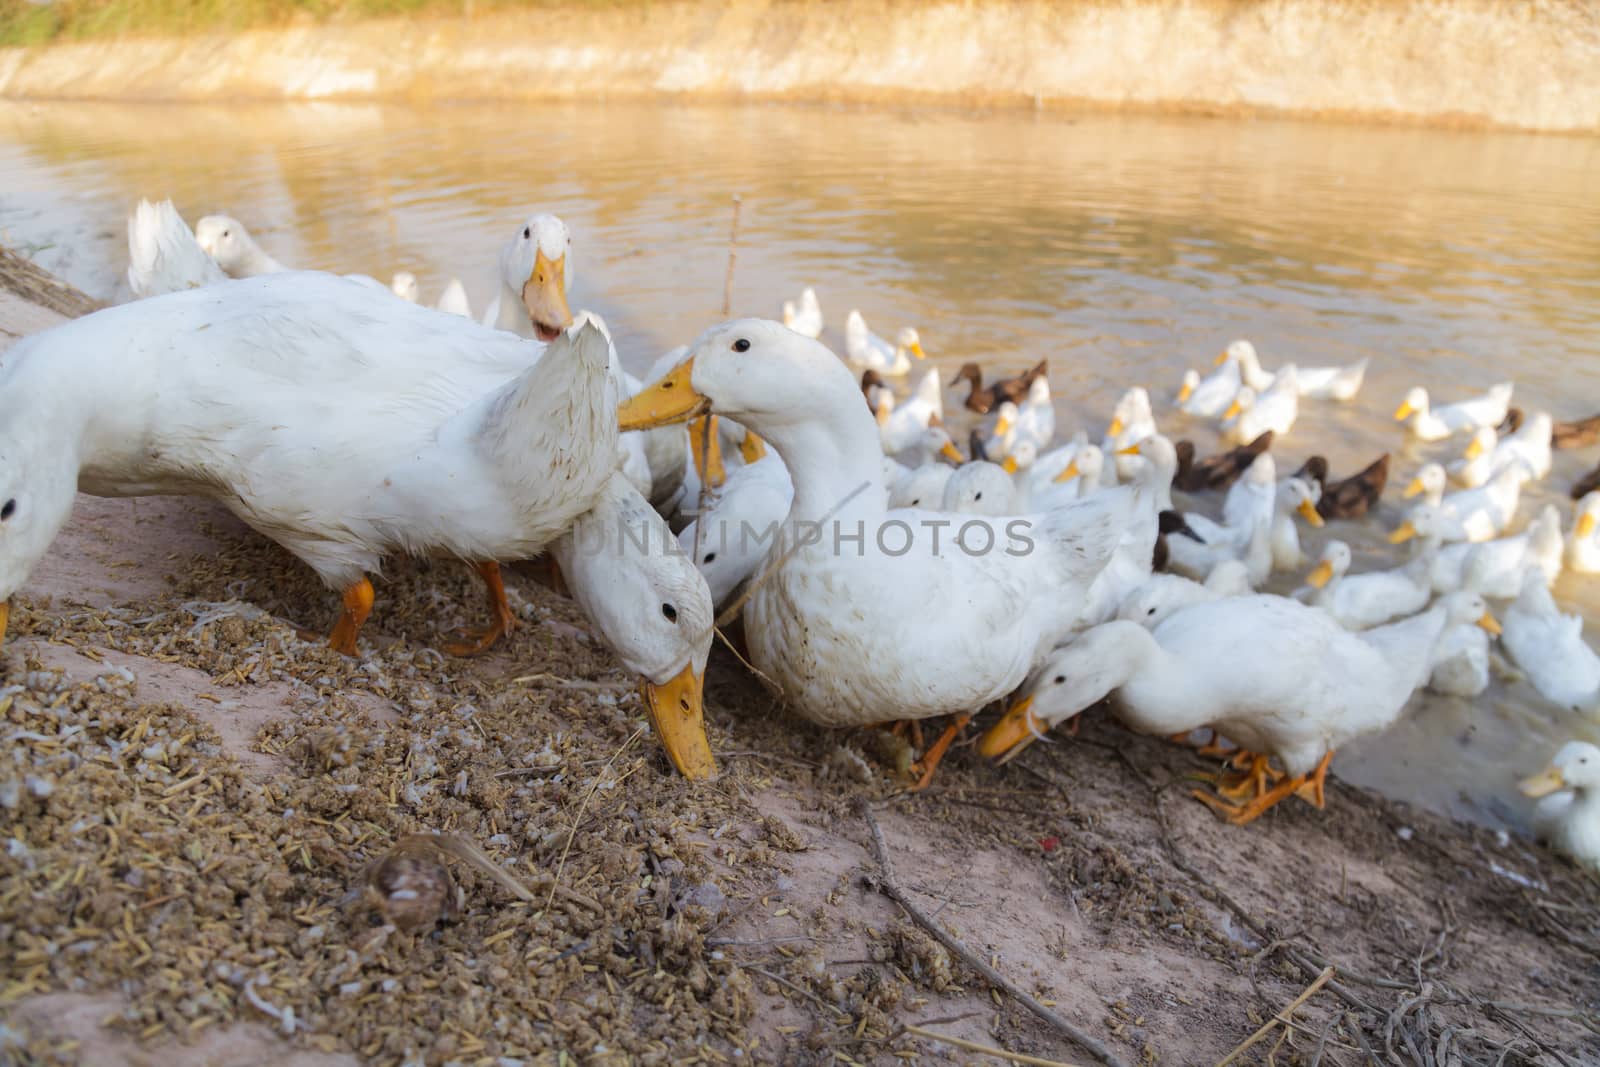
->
755 404 888 526
1100 625 1193 732
494 282 535 337
240 241 288 275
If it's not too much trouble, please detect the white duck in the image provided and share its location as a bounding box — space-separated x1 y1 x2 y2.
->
879 368 945 456
194 214 291 276
1395 382 1514 442
941 462 1020 517
981 591 1498 823
1167 454 1280 586
1394 464 1523 545
551 474 718 779
1028 444 1105 506
1520 742 1600 871
1296 541 1432 631
0 274 618 659
125 199 229 299
1176 358 1241 418
1568 493 1600 575
844 311 924 376
1217 340 1368 400
1221 366 1299 446
994 376 1056 460
1502 572 1600 716
1449 414 1553 489
889 461 957 511
1403 463 1448 507
1102 387 1156 482
616 319 1134 748
1422 505 1564 597
781 287 824 339
480 214 574 341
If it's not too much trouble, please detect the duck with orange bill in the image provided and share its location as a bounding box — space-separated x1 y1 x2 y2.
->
1295 453 1388 520
1294 540 1432 630
1568 493 1600 574
1101 387 1156 481
551 474 718 781
977 591 1500 824
844 309 925 376
480 214 575 341
1520 742 1600 871
1175 356 1241 417
0 272 620 663
1392 463 1523 545
1220 365 1299 446
614 319 1137 789
991 375 1056 462
1394 381 1513 442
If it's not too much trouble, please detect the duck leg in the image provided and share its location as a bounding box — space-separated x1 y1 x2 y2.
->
444 562 517 657
328 578 375 657
1215 753 1282 800
910 714 973 792
1193 772 1306 825
1293 751 1334 810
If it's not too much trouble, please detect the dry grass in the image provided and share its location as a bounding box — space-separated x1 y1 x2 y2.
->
0 0 635 48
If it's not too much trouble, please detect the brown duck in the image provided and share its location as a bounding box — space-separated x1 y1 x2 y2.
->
1573 461 1600 501
1295 453 1389 519
1153 510 1205 572
1500 407 1600 450
1173 431 1275 493
950 359 1049 414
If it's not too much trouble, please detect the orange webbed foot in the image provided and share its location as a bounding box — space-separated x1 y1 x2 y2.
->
444 562 517 657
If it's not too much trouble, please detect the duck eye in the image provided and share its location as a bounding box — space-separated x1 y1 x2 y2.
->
0 499 14 521
974 492 983 501
661 603 678 623
1147 607 1157 617
703 552 717 563
1053 675 1065 685
221 229 230 238
733 339 751 353
522 226 531 239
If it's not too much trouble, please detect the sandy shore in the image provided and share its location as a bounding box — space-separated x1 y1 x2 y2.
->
1 0 1598 132
0 251 1596 1065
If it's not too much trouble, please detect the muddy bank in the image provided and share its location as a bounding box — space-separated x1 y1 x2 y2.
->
0 0 1597 132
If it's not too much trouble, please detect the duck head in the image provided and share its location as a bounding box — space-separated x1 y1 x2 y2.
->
0 434 80 652
896 327 926 360
1304 540 1351 589
1521 741 1600 799
556 479 716 780
194 214 268 275
978 624 1148 763
502 214 573 342
1394 386 1430 423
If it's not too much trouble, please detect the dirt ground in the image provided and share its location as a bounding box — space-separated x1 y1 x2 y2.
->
2 263 1597 1067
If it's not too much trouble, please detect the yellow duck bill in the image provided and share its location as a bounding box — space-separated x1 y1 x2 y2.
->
1296 498 1325 528
1518 765 1565 798
976 695 1048 764
640 663 717 781
521 249 572 343
616 358 711 431
0 600 8 652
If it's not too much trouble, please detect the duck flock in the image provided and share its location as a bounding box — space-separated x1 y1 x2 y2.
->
2 199 1598 871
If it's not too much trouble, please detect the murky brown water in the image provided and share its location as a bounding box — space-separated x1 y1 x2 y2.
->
2 99 1598 829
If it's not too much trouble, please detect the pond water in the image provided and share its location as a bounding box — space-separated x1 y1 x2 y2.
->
2 98 1598 830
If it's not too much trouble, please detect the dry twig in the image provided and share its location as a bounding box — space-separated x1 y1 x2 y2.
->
1216 965 1335 1066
